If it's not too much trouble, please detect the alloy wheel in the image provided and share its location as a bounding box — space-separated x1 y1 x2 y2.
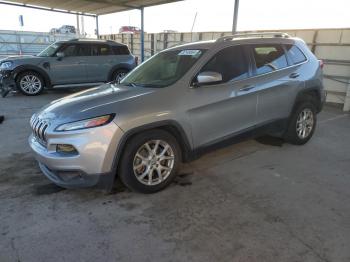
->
20 75 42 94
133 140 175 186
296 108 314 139
115 72 126 82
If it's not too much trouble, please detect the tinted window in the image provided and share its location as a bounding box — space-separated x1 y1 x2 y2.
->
285 45 307 64
112 46 130 55
61 44 78 57
91 44 111 56
200 45 249 82
252 45 288 75
77 44 91 56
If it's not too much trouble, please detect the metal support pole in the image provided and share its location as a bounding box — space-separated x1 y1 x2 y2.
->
232 0 239 34
344 82 350 112
95 15 99 38
76 14 80 36
140 7 145 62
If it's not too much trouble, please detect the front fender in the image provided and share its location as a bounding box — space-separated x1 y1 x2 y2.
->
12 65 52 88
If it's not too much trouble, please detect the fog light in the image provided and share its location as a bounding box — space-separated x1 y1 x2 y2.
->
56 144 77 154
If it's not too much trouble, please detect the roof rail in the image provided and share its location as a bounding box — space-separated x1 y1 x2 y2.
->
68 38 109 42
216 32 290 42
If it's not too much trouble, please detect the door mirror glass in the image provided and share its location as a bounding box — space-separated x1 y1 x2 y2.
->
56 52 65 58
196 71 222 86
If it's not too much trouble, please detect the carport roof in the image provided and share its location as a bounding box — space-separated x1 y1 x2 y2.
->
0 0 183 15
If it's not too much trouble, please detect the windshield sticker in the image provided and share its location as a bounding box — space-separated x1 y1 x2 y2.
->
178 50 202 57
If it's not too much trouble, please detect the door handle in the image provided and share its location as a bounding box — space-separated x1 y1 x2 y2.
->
289 72 300 78
239 85 255 92
77 61 85 64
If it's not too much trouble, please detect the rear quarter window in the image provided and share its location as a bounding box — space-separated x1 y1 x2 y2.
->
285 45 307 64
251 44 288 75
112 46 130 55
91 44 111 56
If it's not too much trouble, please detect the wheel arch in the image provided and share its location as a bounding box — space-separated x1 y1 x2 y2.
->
112 120 193 175
13 65 52 88
293 87 322 113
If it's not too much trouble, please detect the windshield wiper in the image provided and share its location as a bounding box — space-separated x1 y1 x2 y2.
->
121 82 137 87
133 83 163 88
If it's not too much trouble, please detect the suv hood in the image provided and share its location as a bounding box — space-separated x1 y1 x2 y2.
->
35 83 155 124
1 55 38 62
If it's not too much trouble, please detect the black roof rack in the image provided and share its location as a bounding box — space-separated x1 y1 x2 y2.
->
216 32 290 42
68 38 111 42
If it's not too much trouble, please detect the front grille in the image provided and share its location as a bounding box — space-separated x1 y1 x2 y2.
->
30 116 49 146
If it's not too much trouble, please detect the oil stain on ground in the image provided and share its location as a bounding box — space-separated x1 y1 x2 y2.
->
173 172 193 186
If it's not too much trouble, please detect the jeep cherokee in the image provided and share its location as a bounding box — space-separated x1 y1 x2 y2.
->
29 32 325 193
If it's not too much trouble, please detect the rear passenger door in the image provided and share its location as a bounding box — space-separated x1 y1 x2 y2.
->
84 44 113 82
188 45 258 148
248 44 304 124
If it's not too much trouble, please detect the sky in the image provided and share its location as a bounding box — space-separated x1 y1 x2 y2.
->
0 0 349 36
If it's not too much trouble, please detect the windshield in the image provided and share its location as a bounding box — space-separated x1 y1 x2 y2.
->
37 43 61 57
121 49 206 88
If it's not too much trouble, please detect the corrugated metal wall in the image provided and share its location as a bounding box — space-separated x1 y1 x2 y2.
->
101 28 350 111
0 30 77 57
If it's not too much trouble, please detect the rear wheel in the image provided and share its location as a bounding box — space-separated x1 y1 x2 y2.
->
16 71 44 96
119 129 181 193
284 100 317 145
112 69 128 83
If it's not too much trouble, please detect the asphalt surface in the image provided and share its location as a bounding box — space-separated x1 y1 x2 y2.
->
0 89 349 262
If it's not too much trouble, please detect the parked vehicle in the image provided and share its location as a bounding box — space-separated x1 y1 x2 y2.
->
49 28 60 34
29 32 325 193
58 25 76 34
0 39 137 96
119 26 141 34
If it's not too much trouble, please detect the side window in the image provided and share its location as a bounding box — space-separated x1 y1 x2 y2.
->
91 44 111 56
112 46 130 55
61 44 78 57
199 45 249 83
285 45 307 65
77 44 91 56
251 45 288 75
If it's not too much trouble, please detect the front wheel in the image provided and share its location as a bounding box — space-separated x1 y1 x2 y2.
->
119 129 181 193
16 71 44 96
284 101 317 145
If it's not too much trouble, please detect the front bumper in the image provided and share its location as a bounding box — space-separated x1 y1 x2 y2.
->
0 70 15 91
29 122 124 188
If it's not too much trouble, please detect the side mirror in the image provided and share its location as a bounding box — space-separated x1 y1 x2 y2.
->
195 71 223 87
56 52 65 59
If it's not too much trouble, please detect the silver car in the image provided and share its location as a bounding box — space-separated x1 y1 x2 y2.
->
0 39 137 96
29 32 325 193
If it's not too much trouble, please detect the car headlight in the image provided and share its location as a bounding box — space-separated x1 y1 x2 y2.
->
0 61 13 70
55 114 115 131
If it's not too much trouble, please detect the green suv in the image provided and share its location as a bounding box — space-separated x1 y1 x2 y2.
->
0 39 137 96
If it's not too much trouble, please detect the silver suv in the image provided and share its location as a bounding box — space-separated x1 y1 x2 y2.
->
29 33 325 193
0 39 137 96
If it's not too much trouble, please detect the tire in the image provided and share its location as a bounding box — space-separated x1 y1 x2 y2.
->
119 129 181 193
16 71 44 96
284 99 317 145
111 69 129 83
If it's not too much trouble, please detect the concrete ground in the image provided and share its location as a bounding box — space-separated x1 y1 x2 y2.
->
0 90 349 262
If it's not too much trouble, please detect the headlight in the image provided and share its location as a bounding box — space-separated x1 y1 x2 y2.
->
55 114 115 131
0 61 13 70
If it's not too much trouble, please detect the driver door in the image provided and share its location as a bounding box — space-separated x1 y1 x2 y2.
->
186 45 258 148
48 43 88 85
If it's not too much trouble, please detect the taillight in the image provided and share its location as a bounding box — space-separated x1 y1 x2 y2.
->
135 56 139 65
319 59 324 69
